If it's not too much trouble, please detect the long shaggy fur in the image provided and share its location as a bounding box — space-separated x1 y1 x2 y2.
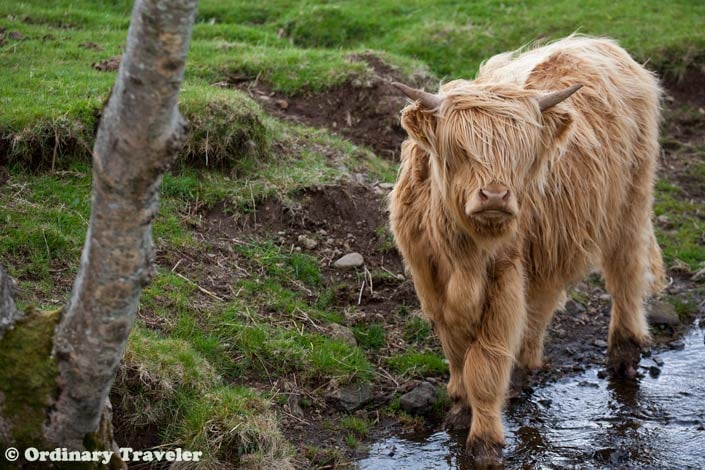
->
389 36 665 455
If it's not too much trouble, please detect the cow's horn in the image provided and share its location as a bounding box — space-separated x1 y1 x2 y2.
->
537 84 583 111
392 82 442 109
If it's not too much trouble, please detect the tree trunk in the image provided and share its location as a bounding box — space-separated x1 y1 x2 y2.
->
0 0 197 465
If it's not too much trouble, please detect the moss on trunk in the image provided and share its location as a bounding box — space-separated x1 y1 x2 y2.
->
0 307 60 448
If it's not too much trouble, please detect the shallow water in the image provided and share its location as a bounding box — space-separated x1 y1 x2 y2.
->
360 322 705 469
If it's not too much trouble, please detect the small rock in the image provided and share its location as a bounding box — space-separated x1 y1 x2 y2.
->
327 323 357 347
597 369 608 379
578 380 600 388
399 381 438 414
599 293 611 301
669 339 685 350
593 339 608 348
275 99 289 110
378 182 394 190
287 394 304 418
653 356 664 367
669 259 693 276
333 252 364 270
564 299 586 315
692 268 705 282
647 301 680 327
648 366 661 378
297 234 318 250
326 383 372 413
656 214 672 229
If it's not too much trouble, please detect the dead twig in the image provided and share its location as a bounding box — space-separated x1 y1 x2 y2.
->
172 271 224 302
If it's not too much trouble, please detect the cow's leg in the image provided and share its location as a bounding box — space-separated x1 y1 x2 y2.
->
518 287 565 371
437 328 473 431
463 261 526 466
601 178 660 377
601 231 653 378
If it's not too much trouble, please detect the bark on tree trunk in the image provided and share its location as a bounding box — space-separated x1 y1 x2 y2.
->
46 0 198 449
0 0 197 463
0 267 22 338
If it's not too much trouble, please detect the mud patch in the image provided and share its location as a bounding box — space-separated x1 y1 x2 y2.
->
231 53 431 160
92 55 121 72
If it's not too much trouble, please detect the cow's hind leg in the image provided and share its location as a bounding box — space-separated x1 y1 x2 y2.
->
518 287 566 371
602 213 661 378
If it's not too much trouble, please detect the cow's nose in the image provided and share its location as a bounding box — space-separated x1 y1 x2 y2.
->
479 184 510 203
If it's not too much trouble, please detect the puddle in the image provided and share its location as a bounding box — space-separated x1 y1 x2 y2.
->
360 322 705 469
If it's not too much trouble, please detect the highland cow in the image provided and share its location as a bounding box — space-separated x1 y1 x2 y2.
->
389 36 665 466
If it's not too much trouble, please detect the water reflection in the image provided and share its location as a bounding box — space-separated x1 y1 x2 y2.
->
360 323 705 469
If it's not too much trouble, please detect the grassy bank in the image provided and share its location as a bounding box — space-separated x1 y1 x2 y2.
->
2 0 705 467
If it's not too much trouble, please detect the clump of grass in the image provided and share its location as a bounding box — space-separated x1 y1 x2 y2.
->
387 351 448 378
403 316 432 344
180 87 269 174
218 315 373 384
353 323 386 350
115 327 292 468
340 416 370 438
113 327 219 426
175 386 292 469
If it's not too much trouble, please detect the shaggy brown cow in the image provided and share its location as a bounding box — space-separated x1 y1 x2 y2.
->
389 36 664 466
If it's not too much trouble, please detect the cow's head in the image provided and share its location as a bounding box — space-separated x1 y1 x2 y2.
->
394 80 581 245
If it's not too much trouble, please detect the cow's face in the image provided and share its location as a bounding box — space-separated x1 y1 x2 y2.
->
396 81 580 245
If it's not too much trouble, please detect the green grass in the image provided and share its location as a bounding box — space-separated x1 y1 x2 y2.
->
654 179 705 270
3 0 704 169
114 327 292 467
387 351 449 378
340 416 371 438
353 323 386 350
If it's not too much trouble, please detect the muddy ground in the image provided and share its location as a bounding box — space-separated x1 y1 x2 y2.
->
111 66 705 468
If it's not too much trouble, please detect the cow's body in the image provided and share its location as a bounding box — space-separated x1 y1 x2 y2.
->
389 36 664 465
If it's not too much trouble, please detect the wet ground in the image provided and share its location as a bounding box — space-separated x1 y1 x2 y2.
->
360 319 705 470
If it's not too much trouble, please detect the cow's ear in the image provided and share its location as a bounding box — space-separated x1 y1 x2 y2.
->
400 103 439 155
535 84 581 149
530 106 575 185
540 105 574 150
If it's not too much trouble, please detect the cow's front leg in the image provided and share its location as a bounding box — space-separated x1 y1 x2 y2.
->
436 327 473 431
463 262 526 467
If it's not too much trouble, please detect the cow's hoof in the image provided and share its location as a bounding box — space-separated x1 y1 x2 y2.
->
466 439 504 469
444 403 471 431
607 332 643 379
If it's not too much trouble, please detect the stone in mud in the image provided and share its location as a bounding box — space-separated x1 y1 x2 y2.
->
333 252 364 269
287 394 305 418
297 234 318 250
399 381 438 414
327 323 357 347
326 383 372 412
564 299 586 315
593 339 608 348
647 301 680 327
